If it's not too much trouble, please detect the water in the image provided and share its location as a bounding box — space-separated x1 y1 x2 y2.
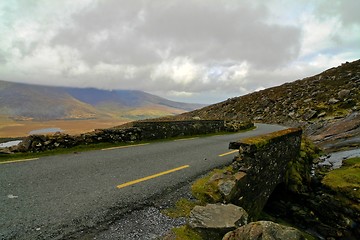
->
319 149 360 169
0 140 22 148
29 128 63 135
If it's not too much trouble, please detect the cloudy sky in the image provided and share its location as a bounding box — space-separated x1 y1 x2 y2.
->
0 0 359 103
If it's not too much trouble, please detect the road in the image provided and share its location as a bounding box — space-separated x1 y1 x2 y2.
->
0 123 286 239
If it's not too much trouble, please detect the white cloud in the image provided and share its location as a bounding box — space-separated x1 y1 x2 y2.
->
0 0 359 104
300 14 341 57
167 91 194 97
151 57 203 85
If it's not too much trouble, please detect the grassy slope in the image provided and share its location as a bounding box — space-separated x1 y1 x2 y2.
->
322 157 360 203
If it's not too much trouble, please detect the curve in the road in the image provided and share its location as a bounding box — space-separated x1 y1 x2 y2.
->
0 123 286 239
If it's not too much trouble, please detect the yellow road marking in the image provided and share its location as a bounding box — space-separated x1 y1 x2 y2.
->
0 158 40 165
101 143 150 151
117 165 190 189
218 150 239 157
173 137 199 142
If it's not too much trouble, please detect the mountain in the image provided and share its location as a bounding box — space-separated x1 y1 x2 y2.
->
169 59 360 151
0 80 204 121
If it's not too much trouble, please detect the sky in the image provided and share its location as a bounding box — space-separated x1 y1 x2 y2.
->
0 0 359 104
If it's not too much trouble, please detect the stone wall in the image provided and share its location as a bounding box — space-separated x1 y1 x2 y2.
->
10 120 253 153
13 127 142 153
133 120 253 140
228 128 302 219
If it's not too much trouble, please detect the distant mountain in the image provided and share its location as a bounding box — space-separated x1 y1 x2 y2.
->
0 80 204 121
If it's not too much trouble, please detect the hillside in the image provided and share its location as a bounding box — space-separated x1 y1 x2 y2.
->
172 60 360 151
0 80 204 121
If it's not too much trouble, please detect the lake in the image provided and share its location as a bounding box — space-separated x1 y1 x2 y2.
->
29 128 63 135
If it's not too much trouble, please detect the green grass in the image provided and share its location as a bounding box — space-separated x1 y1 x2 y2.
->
170 226 203 240
322 157 360 202
0 127 256 163
191 166 234 204
162 198 198 218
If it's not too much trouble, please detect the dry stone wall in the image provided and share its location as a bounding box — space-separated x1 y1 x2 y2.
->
10 120 253 153
133 120 253 140
228 128 303 219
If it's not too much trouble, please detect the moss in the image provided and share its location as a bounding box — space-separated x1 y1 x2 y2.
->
170 226 203 240
191 166 234 204
285 137 321 193
322 157 360 202
191 172 223 204
241 128 301 149
162 198 198 218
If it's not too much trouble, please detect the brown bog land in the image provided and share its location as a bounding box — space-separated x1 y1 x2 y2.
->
0 118 127 138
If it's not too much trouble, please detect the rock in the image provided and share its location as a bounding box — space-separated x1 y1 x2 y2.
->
223 221 305 240
218 180 236 198
288 111 295 119
338 89 351 99
302 109 317 121
318 112 326 118
0 148 12 154
328 98 340 104
189 204 248 233
16 138 32 152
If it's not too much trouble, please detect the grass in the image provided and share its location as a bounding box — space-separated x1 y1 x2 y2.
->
191 166 234 204
322 157 360 202
191 170 223 204
162 198 198 218
170 226 203 240
0 128 256 163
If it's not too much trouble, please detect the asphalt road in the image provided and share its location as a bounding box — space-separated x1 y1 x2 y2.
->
0 123 286 239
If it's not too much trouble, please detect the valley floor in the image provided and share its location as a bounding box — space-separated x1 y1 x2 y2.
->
0 119 128 138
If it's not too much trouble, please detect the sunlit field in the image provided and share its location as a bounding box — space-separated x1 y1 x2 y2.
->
0 118 128 138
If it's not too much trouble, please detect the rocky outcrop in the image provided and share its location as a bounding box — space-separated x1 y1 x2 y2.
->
309 111 360 152
223 221 305 240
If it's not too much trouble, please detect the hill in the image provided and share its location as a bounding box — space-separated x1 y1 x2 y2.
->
171 60 360 151
0 80 204 121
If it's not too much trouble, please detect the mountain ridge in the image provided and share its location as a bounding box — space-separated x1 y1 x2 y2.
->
167 59 360 151
0 80 204 121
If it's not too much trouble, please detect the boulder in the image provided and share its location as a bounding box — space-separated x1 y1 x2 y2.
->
16 138 32 152
0 148 12 154
189 204 248 233
223 221 305 240
302 109 317 121
338 89 351 99
328 98 340 104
